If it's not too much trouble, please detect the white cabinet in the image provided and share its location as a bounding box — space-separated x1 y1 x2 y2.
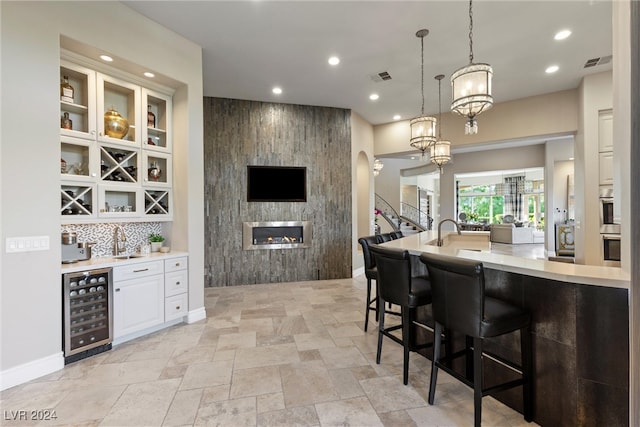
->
598 110 613 153
164 257 188 321
599 152 614 185
113 260 164 339
59 55 173 222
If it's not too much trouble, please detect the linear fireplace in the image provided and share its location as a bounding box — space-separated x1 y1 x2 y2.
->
243 221 311 250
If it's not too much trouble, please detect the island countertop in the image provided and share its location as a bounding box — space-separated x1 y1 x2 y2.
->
380 230 630 289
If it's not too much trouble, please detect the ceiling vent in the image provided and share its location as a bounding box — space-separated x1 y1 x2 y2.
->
369 71 392 82
584 55 612 68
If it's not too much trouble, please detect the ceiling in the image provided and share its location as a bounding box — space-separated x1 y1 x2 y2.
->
122 0 612 126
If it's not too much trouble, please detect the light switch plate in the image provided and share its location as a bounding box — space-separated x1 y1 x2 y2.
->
5 236 50 253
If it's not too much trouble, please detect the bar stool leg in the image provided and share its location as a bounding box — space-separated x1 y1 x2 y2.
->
401 307 411 385
364 278 372 332
428 322 442 405
473 337 483 427
376 297 385 364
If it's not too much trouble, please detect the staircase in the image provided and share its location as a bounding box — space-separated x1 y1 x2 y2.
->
375 195 431 236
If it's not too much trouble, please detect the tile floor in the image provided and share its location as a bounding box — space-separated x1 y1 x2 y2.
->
0 275 539 426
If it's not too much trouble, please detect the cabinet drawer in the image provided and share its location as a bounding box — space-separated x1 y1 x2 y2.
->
165 293 188 321
165 257 188 273
114 260 163 281
165 270 188 297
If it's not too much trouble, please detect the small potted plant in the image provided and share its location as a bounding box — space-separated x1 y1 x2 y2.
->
149 233 165 252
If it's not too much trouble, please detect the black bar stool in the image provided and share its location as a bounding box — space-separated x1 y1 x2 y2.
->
357 236 380 332
419 252 533 427
390 231 404 240
370 246 432 385
377 232 393 243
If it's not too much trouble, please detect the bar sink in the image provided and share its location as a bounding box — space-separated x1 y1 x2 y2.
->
111 253 147 260
427 231 491 252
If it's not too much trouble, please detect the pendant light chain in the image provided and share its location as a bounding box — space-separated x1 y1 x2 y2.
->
420 33 425 115
468 0 474 64
437 77 442 139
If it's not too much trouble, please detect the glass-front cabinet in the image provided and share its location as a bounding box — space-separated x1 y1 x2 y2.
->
97 74 141 145
60 61 96 140
143 88 172 152
60 53 173 223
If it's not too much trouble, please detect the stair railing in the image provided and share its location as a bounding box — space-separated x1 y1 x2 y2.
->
375 193 401 231
401 202 433 230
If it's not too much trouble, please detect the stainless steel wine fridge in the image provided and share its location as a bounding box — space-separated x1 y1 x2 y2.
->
62 267 113 364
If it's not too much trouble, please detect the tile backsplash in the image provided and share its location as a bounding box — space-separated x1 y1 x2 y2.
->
61 223 163 257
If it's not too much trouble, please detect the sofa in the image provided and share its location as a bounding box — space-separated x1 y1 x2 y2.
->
490 223 540 244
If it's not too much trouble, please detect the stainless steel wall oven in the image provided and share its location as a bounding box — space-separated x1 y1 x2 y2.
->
601 234 621 266
62 267 113 364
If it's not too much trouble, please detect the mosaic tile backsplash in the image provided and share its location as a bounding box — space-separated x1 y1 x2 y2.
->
61 223 163 257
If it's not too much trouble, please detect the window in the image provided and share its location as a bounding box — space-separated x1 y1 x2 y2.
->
458 184 503 224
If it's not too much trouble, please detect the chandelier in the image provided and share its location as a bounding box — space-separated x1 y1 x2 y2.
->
373 158 384 176
450 0 493 135
431 74 451 173
409 29 437 157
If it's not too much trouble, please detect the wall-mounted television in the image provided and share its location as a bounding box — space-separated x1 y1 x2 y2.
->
247 166 307 202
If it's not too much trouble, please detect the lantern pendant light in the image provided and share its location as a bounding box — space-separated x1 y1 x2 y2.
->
410 29 437 157
450 0 493 135
431 74 451 174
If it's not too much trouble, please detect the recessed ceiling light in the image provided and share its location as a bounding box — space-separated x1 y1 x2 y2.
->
99 55 113 62
393 115 401 120
328 56 340 66
369 93 379 101
569 157 575 161
554 29 572 40
144 72 155 78
272 87 282 95
545 65 559 74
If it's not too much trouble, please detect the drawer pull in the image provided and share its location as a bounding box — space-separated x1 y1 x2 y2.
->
115 288 120 292
133 268 149 273
175 262 180 267
176 281 181 285
175 305 181 310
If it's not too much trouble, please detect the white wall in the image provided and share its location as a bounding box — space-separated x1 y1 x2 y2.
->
0 2 203 388
544 138 575 254
574 71 613 265
351 112 374 273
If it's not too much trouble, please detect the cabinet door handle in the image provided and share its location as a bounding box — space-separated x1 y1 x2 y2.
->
115 288 120 292
175 305 180 310
175 263 180 267
175 281 180 285
133 268 149 273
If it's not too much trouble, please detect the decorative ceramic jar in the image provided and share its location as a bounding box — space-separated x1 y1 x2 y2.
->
104 107 129 139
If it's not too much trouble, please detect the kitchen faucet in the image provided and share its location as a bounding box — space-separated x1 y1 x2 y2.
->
113 225 127 255
437 218 462 247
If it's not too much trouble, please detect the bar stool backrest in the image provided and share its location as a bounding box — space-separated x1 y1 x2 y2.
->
377 233 392 243
420 253 485 338
358 236 380 274
370 246 412 307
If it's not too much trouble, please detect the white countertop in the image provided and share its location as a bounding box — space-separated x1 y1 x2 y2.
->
380 231 630 289
61 251 189 274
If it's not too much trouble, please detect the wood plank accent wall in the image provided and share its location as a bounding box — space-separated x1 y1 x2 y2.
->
203 97 352 286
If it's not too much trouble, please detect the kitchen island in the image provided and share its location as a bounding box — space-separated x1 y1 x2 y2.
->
381 231 630 426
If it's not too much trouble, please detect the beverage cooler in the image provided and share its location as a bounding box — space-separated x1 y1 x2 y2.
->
62 267 113 364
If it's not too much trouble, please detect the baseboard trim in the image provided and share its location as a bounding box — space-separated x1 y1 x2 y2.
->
187 307 206 323
0 352 64 391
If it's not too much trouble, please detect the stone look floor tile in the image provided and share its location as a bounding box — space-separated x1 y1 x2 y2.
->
193 396 256 426
1 277 539 427
280 360 339 408
179 360 233 391
314 396 383 426
229 366 282 398
100 378 181 426
162 388 203 426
